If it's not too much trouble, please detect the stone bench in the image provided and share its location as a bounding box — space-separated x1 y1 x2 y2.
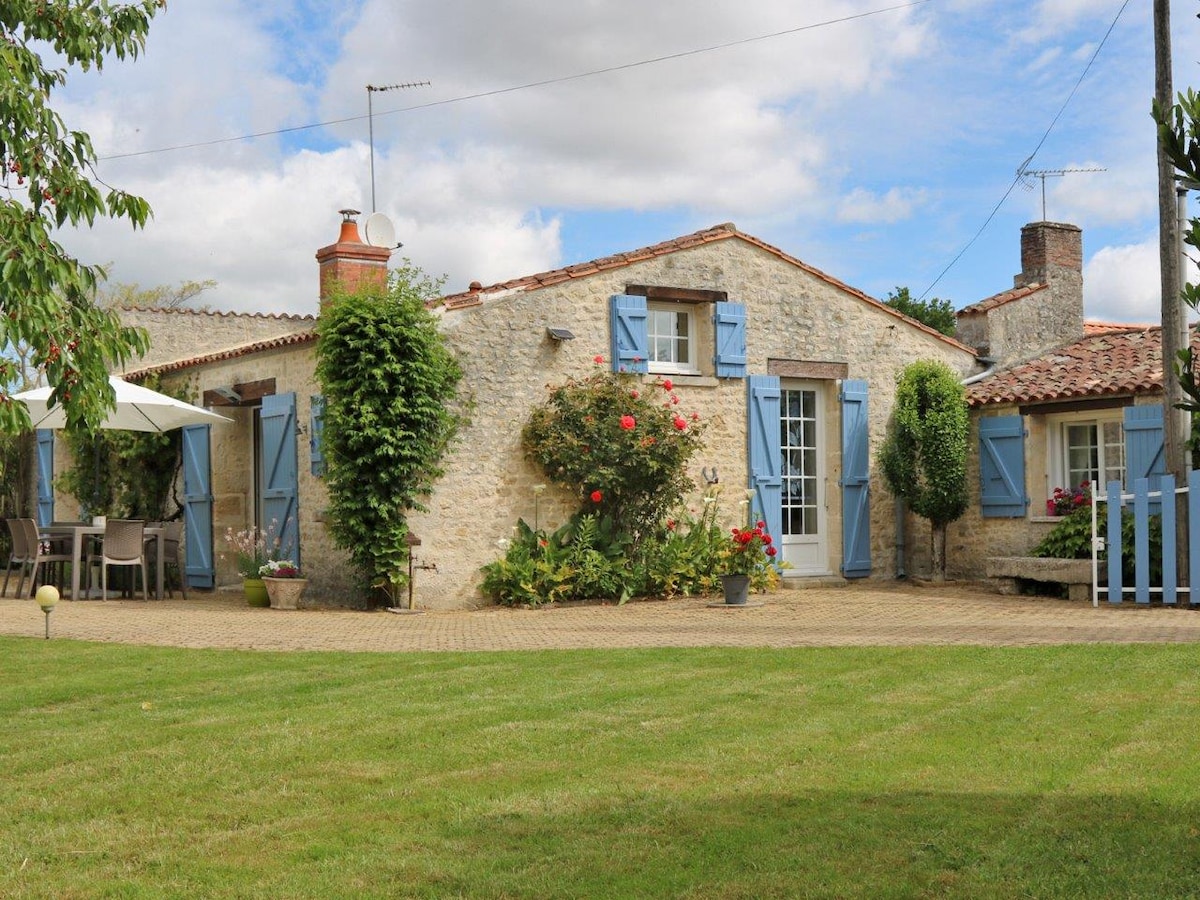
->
985 557 1093 602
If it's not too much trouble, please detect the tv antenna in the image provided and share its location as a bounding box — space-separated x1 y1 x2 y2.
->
367 81 431 212
1017 165 1106 220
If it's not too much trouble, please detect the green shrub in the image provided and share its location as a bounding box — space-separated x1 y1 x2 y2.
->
315 267 463 606
522 367 705 544
1032 505 1162 585
480 488 778 606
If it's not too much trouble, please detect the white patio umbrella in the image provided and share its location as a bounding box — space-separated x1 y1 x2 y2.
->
14 376 232 432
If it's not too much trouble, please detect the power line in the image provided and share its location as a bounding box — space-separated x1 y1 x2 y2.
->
917 0 1132 301
98 0 932 162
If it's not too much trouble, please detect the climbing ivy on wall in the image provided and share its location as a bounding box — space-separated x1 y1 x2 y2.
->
58 373 186 520
314 267 463 606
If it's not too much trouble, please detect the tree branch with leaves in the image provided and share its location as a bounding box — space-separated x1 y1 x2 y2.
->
0 1 166 434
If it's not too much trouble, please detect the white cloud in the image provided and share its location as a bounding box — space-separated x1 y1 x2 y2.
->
837 187 929 225
1084 239 1164 323
28 0 1173 325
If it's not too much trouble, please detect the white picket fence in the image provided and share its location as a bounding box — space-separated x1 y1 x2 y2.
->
1091 470 1200 606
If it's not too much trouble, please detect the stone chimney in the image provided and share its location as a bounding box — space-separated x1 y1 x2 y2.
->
1015 220 1083 290
955 221 1084 365
315 209 391 305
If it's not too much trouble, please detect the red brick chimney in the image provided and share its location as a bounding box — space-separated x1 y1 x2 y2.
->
315 209 391 305
1015 221 1082 287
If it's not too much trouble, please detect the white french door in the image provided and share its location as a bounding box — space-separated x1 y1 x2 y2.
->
780 381 828 574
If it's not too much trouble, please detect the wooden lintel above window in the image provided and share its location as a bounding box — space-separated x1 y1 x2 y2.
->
767 359 848 380
624 285 728 304
1018 395 1135 416
203 377 278 407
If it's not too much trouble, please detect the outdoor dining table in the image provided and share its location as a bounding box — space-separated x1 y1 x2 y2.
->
43 523 166 601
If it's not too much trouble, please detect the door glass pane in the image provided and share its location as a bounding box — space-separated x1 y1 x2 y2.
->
781 388 818 536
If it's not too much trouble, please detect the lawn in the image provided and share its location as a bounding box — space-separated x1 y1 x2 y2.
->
2 639 1198 898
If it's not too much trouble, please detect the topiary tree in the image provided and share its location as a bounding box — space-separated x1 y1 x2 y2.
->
314 265 463 607
522 367 705 544
878 360 969 581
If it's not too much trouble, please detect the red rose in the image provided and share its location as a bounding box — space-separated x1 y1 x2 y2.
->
619 415 636 430
661 379 673 391
630 390 639 399
756 520 765 529
673 417 687 431
762 534 772 545
593 355 604 364
766 546 777 557
590 490 603 503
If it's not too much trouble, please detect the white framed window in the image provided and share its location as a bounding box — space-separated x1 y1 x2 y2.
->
646 303 698 375
1047 411 1125 494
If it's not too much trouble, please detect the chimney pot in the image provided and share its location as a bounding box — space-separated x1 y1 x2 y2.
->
316 209 391 307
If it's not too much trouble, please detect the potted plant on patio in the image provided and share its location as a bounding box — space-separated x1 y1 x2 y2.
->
259 559 307 610
718 521 776 605
224 524 276 607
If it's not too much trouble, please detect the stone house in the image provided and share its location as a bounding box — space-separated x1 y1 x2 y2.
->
41 215 985 607
945 221 1169 579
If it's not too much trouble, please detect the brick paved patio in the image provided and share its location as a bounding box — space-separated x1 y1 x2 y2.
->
3 581 1200 652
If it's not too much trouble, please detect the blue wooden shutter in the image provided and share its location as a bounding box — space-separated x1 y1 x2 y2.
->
181 424 215 588
840 379 871 578
713 302 747 378
35 429 54 526
261 392 300 566
746 375 782 545
979 415 1028 517
1124 405 1166 484
609 294 648 374
310 395 326 477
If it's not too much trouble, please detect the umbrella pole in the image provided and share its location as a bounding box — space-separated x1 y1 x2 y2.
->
92 435 100 514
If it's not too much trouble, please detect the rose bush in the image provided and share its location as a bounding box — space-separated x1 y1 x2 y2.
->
522 366 705 543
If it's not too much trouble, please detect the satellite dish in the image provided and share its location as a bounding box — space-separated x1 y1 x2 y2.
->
363 212 396 248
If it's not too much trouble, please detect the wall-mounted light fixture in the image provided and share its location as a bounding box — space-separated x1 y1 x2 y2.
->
546 327 576 342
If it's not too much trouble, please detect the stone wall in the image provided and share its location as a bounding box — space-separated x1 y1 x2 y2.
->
159 346 360 603
954 222 1083 367
74 235 982 609
118 307 316 370
948 396 1164 581
411 236 979 607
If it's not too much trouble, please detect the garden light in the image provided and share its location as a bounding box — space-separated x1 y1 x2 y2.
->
35 585 59 639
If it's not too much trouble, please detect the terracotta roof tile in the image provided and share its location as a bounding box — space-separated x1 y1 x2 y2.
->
436 222 974 354
958 283 1046 316
965 325 1191 407
124 331 318 380
1084 319 1150 335
119 305 316 322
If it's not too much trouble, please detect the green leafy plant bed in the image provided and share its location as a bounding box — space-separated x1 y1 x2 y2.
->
1032 505 1162 588
484 365 779 606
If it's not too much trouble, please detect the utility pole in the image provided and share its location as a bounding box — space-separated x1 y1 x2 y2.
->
1154 0 1189 577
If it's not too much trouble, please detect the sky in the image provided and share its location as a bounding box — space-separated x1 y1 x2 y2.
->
45 0 1200 323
